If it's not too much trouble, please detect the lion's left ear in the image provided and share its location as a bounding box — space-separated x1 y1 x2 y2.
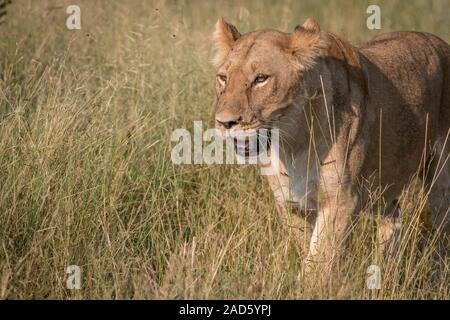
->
212 17 241 68
286 18 326 70
294 18 321 33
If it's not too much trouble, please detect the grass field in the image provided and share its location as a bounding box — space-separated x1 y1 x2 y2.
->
0 0 449 299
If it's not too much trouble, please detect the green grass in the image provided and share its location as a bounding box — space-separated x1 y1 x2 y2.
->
0 0 449 299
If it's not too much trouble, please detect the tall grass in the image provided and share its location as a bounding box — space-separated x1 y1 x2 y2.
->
0 0 448 299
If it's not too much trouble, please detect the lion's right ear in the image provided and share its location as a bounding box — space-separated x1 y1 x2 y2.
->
212 17 241 68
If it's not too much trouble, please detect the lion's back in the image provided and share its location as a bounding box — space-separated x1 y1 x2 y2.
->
359 31 450 137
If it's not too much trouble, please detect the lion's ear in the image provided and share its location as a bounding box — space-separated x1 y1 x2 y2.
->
287 18 325 70
212 17 241 68
294 18 321 33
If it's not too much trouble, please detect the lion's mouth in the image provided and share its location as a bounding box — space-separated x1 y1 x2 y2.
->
232 129 271 159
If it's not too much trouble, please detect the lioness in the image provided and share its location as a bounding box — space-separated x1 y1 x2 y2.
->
212 18 450 275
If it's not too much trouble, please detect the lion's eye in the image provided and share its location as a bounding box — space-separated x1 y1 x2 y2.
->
217 74 227 86
253 74 269 86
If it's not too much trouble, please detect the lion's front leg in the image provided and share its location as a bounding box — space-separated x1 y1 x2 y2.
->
377 200 402 259
303 188 360 283
275 203 315 255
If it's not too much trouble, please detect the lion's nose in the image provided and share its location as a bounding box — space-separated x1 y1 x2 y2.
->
215 113 242 129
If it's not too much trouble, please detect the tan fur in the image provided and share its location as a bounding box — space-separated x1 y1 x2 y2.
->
212 18 450 279
212 17 242 69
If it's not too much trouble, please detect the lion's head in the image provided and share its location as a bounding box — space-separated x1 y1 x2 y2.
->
212 18 326 137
